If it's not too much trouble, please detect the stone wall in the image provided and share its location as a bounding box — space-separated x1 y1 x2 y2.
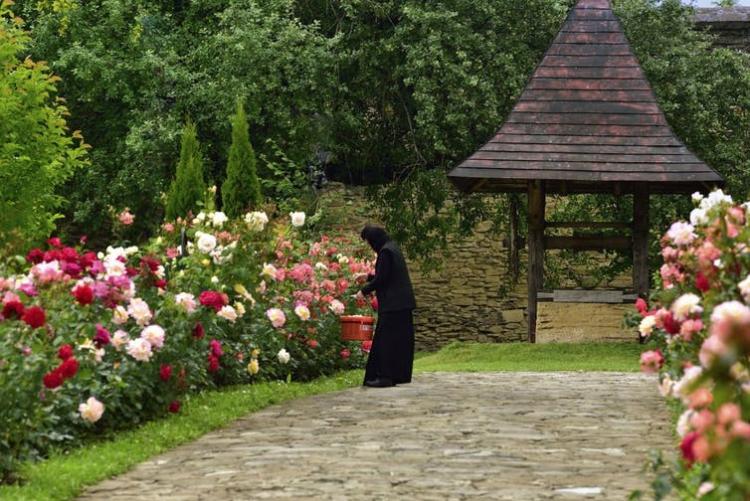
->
695 7 750 52
408 219 529 351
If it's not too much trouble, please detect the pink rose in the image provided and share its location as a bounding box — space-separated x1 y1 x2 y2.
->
640 350 664 373
687 388 713 410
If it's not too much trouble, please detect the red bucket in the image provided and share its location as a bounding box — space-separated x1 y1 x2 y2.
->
340 315 375 341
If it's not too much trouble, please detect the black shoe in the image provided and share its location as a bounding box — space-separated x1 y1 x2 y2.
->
364 378 395 388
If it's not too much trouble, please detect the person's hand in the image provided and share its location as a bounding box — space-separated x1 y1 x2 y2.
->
353 272 368 285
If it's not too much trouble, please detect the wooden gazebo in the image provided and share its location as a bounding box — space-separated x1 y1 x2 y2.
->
448 0 723 343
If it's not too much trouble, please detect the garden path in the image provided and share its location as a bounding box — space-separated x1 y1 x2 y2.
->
79 372 671 500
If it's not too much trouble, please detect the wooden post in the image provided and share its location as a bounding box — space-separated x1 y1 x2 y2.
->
509 194 520 285
632 188 650 299
527 181 545 343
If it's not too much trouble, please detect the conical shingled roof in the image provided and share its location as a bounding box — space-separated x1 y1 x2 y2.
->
448 0 723 195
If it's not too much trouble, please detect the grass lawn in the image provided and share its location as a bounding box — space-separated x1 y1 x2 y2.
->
414 341 643 372
0 371 362 501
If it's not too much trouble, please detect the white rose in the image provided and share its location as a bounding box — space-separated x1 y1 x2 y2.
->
290 211 306 228
212 211 228 228
112 305 129 325
217 305 238 323
671 293 702 322
126 338 153 362
127 298 153 327
196 232 217 254
244 211 269 232
689 208 708 226
638 315 656 338
691 192 704 204
79 397 105 423
140 324 165 350
294 305 311 321
277 348 291 364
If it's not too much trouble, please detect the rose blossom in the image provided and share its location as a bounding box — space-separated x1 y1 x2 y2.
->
638 315 657 338
340 348 351 360
175 292 197 313
112 305 129 324
671 293 702 322
289 212 306 227
126 338 153 362
266 308 286 328
79 397 105 423
687 388 713 409
112 330 129 350
118 209 135 226
640 350 664 373
294 304 311 321
127 298 153 327
667 221 697 246
673 366 704 401
717 403 741 425
247 358 260 375
659 375 674 398
710 300 750 340
731 421 750 440
676 409 695 437
196 232 217 253
679 319 703 341
211 211 228 228
690 208 708 226
261 263 278 281
21 306 46 329
217 305 238 323
140 325 165 350
329 299 345 316
277 348 291 364
244 211 269 232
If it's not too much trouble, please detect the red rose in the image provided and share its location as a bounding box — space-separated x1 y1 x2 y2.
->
635 298 648 316
680 431 699 466
26 248 44 264
695 272 710 293
307 339 318 349
43 369 64 389
140 256 161 273
168 400 181 413
361 340 372 353
207 354 220 373
60 358 79 379
193 322 205 339
62 261 82 278
199 291 228 312
22 306 46 329
154 279 167 289
72 284 94 306
126 267 139 277
159 364 173 382
47 237 62 248
340 348 351 360
663 312 680 335
43 250 61 262
209 339 223 357
370 297 379 311
80 251 97 269
2 300 25 319
61 247 79 262
93 325 111 348
58 344 74 360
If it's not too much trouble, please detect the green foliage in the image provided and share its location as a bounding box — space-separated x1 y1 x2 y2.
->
222 99 262 217
166 120 205 220
0 3 88 249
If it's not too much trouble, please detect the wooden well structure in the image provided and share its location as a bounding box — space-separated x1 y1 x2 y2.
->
448 0 723 343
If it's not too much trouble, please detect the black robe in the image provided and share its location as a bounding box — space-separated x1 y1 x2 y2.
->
361 241 416 385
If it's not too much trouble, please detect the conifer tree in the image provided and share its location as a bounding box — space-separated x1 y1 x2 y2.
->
222 99 262 217
166 120 206 220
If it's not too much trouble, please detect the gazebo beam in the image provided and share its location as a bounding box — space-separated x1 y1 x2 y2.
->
527 180 546 343
632 188 650 298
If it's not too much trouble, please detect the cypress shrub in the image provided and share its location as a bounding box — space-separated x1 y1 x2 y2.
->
166 120 206 220
222 99 262 217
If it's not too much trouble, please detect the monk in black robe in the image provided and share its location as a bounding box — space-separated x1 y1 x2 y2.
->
358 225 416 388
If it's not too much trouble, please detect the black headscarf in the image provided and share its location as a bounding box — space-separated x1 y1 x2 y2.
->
360 224 390 253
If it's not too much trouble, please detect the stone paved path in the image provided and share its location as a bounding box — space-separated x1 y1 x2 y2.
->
80 372 672 500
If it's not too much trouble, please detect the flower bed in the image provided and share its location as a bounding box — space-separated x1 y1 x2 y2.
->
0 210 374 483
636 190 750 498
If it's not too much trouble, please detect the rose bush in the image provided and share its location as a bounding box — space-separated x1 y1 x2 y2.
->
635 189 750 499
0 208 374 483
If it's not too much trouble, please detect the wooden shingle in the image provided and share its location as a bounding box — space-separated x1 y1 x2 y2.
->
448 0 724 194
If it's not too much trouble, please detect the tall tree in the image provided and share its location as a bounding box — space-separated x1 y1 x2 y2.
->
166 120 205 220
222 99 262 217
0 3 88 248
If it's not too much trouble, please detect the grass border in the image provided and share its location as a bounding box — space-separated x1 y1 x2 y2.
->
0 371 362 501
